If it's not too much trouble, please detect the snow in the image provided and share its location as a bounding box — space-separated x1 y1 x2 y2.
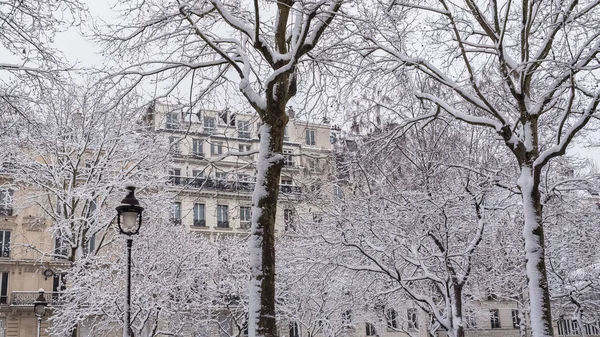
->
518 167 551 337
239 79 267 111
248 124 272 337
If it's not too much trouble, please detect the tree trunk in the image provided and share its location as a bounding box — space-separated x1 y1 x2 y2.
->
453 285 464 337
249 102 288 337
518 166 554 337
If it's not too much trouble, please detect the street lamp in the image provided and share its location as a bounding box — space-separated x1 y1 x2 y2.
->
115 186 144 337
33 288 48 337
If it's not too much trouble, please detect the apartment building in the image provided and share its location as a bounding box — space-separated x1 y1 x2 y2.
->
0 165 68 337
145 102 334 235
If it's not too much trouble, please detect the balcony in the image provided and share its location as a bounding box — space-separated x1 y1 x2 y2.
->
193 220 206 227
238 131 251 139
240 221 251 229
11 291 65 306
171 218 182 225
167 177 302 194
217 221 229 228
0 208 13 216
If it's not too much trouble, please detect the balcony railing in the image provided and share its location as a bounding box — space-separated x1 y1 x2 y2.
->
167 177 302 194
11 291 65 306
238 131 251 139
217 221 230 228
193 220 206 227
0 208 13 216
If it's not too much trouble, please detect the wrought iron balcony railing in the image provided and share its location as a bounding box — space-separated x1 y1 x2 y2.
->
11 291 65 306
168 177 301 194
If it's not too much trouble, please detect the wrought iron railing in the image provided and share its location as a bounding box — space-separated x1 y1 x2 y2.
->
10 291 65 306
168 177 301 194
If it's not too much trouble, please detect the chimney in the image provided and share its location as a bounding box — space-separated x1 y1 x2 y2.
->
287 106 295 119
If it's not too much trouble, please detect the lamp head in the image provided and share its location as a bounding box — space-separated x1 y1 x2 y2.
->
33 289 48 317
116 186 144 236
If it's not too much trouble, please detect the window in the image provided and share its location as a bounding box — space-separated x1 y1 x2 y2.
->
217 205 229 228
281 179 293 193
490 309 501 329
193 204 205 227
54 231 69 258
53 273 67 292
284 209 295 231
172 202 182 225
365 323 376 336
168 137 181 154
166 111 179 129
238 120 251 138
211 142 223 155
191 170 205 188
239 144 251 153
284 126 289 141
511 309 520 329
386 308 398 329
0 272 7 304
283 149 294 167
216 172 227 180
240 207 251 228
465 309 477 329
0 231 9 258
169 168 181 185
0 190 13 216
407 308 418 330
204 116 216 132
305 129 316 145
192 139 204 156
333 185 344 200
289 322 299 337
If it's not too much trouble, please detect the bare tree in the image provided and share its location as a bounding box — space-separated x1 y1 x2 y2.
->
314 121 514 337
353 1 600 335
95 1 347 336
0 0 85 116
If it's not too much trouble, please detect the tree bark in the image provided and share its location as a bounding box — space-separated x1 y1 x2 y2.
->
249 102 288 337
518 165 554 337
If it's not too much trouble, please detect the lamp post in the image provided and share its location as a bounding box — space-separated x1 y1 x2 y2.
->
33 288 48 337
115 186 144 337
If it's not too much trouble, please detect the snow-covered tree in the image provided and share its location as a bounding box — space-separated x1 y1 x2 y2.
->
314 121 517 337
3 83 169 263
94 1 348 336
351 1 600 335
0 0 86 115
